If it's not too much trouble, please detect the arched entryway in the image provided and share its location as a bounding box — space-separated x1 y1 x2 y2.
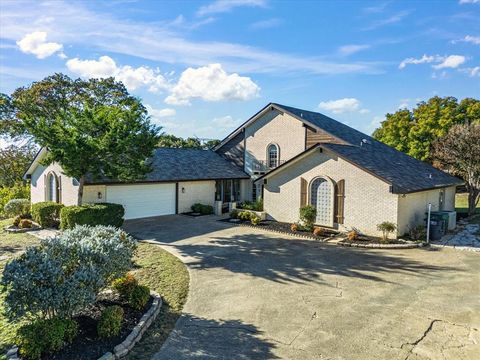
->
309 176 334 227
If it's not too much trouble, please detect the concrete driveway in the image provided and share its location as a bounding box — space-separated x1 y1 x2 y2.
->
124 215 480 360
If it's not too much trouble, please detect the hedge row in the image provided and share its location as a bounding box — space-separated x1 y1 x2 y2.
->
31 202 64 228
60 203 125 229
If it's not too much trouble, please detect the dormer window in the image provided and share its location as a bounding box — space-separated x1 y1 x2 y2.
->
267 144 279 168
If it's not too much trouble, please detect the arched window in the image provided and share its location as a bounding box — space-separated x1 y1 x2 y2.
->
309 176 334 227
47 172 59 203
267 144 279 168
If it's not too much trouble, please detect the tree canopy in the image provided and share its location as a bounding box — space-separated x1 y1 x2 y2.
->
373 96 480 162
1 73 160 204
432 124 480 216
0 144 37 188
158 133 220 149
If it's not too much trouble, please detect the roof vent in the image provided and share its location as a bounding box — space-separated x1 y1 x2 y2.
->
300 113 303 118
360 138 370 147
428 173 433 179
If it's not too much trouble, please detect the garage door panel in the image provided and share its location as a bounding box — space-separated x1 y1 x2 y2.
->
106 183 175 219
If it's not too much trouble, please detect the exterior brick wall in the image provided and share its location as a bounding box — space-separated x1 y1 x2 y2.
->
263 148 399 237
83 185 107 204
177 180 216 213
397 185 456 235
244 110 305 175
30 162 79 206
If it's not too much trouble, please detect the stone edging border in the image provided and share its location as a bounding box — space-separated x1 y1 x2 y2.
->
338 240 426 249
3 225 41 233
234 222 333 242
6 291 162 360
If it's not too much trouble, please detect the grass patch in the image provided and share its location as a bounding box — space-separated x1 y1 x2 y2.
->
0 218 40 360
125 243 189 359
455 193 480 214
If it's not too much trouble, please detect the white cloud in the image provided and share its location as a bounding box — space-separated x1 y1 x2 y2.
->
399 54 438 69
459 0 479 4
338 44 371 56
165 63 260 105
1 1 379 76
460 66 480 77
249 18 283 30
16 31 63 59
66 56 169 92
146 105 176 119
363 10 410 30
197 0 266 16
458 35 480 45
433 55 466 69
318 98 369 114
211 115 239 128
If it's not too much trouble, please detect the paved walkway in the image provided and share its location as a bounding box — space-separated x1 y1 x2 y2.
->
124 215 480 360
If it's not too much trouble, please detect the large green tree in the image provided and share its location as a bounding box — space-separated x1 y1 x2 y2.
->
1 74 160 204
0 144 37 187
432 124 480 216
158 133 220 149
373 96 480 161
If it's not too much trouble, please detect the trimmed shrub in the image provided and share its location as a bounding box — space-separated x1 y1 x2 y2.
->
238 198 263 211
19 219 33 229
300 205 316 229
238 211 252 221
4 198 30 217
0 183 30 215
313 227 324 236
290 223 298 232
17 317 78 360
60 202 124 229
191 203 214 215
128 284 150 310
229 209 239 219
31 202 64 228
97 305 124 338
347 230 359 241
112 273 138 298
250 215 261 226
377 222 397 242
1 226 137 320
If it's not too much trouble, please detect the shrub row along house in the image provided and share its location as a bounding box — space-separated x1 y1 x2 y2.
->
24 103 463 236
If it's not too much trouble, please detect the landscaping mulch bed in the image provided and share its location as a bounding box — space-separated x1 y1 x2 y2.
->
220 218 338 240
338 236 425 249
43 292 152 360
181 212 207 217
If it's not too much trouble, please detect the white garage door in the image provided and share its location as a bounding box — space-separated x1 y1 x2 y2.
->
106 183 176 220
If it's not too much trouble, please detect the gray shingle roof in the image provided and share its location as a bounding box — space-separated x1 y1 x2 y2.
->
86 148 248 184
272 103 464 193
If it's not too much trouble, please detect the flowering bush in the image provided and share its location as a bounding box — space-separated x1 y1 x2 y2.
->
4 198 30 217
1 225 137 320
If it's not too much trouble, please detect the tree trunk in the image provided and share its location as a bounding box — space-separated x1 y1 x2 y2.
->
468 187 479 216
77 176 85 206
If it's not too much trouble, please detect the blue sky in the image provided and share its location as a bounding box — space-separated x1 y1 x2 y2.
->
1 0 479 142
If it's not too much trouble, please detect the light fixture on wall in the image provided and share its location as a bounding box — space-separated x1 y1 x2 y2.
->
97 192 103 199
181 187 185 193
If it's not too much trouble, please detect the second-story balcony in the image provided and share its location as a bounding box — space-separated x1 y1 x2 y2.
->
252 159 287 173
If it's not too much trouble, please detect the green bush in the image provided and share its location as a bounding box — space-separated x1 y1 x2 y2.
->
97 305 124 338
31 201 64 228
17 317 78 360
300 205 316 228
250 215 261 226
112 273 138 298
408 224 426 241
191 203 214 215
0 183 30 216
4 198 30 217
1 226 137 320
229 209 239 219
238 210 252 221
60 202 125 229
238 198 263 211
128 284 150 310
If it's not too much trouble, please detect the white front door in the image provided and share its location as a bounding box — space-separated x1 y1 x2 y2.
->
310 177 334 227
106 183 176 219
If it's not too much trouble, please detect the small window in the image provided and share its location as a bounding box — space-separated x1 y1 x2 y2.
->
439 189 445 211
47 172 59 203
267 144 279 168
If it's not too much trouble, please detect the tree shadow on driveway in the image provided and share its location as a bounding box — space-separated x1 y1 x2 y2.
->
153 314 279 360
168 232 458 284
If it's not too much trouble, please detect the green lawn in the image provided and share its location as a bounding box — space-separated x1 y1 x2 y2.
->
0 219 189 360
455 193 480 214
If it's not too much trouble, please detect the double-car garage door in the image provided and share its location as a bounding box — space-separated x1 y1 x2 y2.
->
106 183 176 220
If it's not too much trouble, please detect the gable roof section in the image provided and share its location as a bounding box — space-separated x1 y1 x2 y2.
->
86 148 249 184
235 103 463 193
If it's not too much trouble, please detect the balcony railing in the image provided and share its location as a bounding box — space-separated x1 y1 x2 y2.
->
252 159 287 173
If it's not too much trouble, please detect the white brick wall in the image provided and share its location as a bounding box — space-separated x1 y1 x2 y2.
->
30 162 79 206
177 181 215 213
83 185 107 204
263 148 399 237
244 110 305 175
397 185 456 235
